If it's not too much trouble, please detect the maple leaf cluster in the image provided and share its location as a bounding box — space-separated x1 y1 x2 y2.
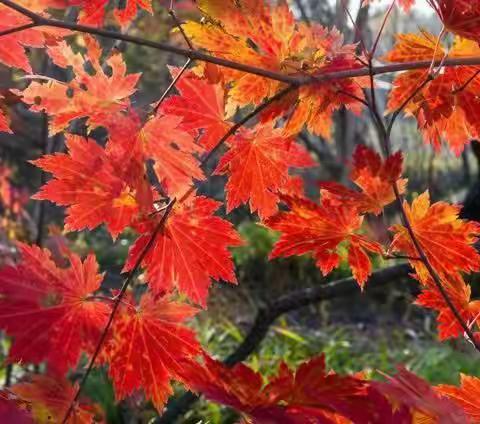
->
1 0 480 421
183 0 368 140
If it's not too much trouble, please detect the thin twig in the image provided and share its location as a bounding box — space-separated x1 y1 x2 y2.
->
35 112 53 247
341 0 368 57
386 74 434 136
62 199 176 423
0 0 300 85
168 8 194 50
62 46 294 424
153 59 191 114
370 0 395 57
390 181 480 353
336 88 370 107
428 28 445 75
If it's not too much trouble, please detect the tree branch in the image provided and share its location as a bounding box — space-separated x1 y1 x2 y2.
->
3 0 480 88
156 263 411 423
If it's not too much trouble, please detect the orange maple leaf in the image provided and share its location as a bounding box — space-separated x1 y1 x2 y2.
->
437 374 480 422
384 33 480 154
389 191 480 281
265 195 383 288
33 134 153 238
141 114 205 195
320 145 406 215
0 6 66 72
101 293 200 411
20 37 140 134
125 196 243 307
184 1 367 139
215 123 314 219
12 375 101 423
159 67 232 151
0 243 110 374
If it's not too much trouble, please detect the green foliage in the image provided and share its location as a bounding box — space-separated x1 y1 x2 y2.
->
232 222 277 266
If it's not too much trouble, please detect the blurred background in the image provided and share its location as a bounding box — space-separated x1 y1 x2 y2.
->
1 0 480 423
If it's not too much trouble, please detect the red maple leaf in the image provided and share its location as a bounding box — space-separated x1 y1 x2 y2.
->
215 123 314 219
0 6 66 72
0 243 110 374
264 356 372 423
182 353 386 423
12 375 100 423
427 1 480 41
101 293 200 411
33 134 153 238
320 145 406 215
159 67 232 151
125 196 242 307
20 37 140 134
265 195 383 288
75 0 153 27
